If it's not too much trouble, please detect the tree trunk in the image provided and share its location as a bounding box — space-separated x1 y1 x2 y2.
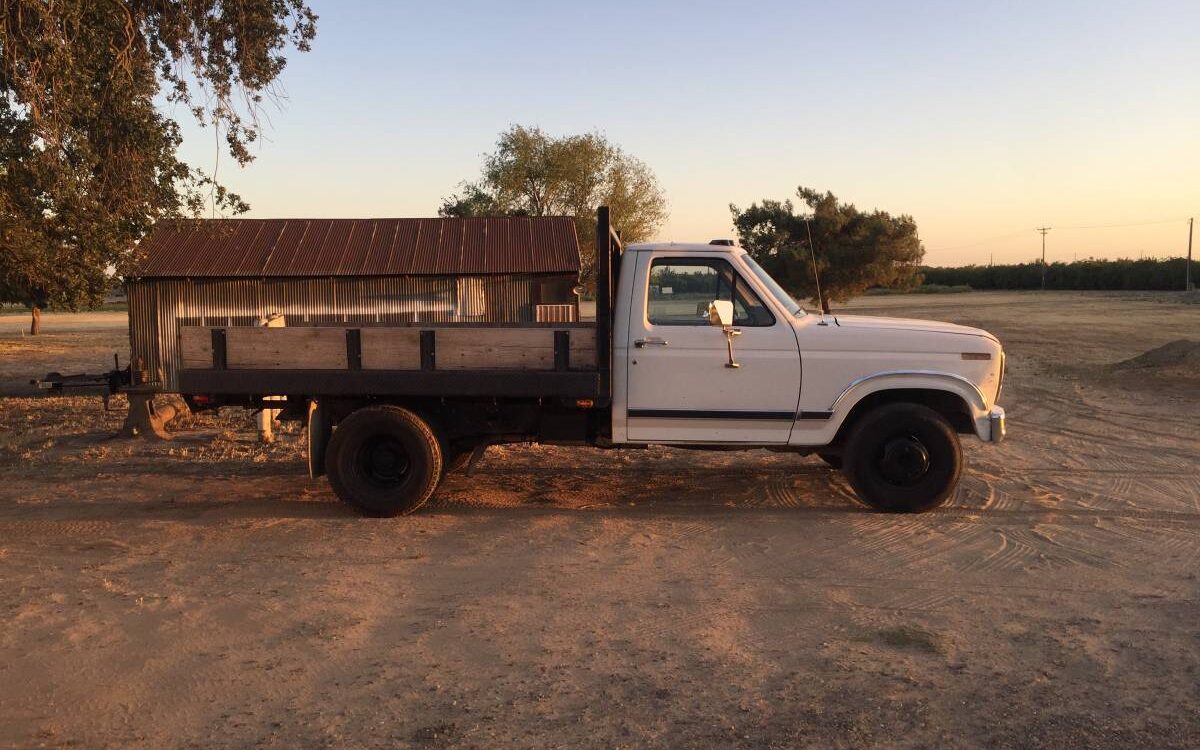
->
29 305 41 336
820 293 831 315
118 391 178 440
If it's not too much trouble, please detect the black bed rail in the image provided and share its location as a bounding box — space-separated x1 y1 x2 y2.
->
178 368 600 399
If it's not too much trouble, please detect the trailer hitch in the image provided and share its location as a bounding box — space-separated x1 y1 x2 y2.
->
31 354 133 409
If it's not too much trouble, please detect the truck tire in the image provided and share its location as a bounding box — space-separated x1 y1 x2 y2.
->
842 402 962 513
325 405 443 517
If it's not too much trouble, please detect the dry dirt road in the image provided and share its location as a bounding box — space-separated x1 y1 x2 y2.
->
1 291 1198 749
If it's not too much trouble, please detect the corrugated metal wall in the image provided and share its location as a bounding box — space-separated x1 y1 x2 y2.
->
128 273 577 391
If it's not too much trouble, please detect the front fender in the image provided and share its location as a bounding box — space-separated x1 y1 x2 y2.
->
832 370 989 414
790 370 994 446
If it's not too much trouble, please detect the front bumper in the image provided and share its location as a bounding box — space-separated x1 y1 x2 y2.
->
988 406 1006 443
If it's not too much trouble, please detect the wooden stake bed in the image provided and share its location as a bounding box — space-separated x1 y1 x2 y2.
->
177 324 600 399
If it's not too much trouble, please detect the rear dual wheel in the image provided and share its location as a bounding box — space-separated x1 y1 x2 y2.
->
325 406 442 517
842 403 962 513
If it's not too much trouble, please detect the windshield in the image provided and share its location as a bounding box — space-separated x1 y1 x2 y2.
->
741 255 804 317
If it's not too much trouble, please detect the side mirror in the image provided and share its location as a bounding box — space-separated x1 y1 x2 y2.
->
706 300 742 368
707 300 734 327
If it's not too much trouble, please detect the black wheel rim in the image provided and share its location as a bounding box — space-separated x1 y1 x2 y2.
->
877 435 930 486
357 436 411 487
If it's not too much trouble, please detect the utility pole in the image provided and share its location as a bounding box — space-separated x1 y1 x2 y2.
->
1187 217 1194 292
1036 227 1052 290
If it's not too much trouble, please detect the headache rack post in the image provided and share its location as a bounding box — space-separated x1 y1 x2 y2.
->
595 206 623 406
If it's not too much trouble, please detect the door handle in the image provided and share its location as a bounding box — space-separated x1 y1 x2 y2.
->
634 337 669 348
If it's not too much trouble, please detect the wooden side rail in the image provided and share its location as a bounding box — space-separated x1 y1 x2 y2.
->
179 325 598 373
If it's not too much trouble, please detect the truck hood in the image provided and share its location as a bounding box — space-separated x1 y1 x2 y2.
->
832 315 997 342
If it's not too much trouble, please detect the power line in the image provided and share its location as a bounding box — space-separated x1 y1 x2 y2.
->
927 215 1197 258
1055 217 1191 231
927 230 1030 253
1187 218 1194 292
1036 227 1051 290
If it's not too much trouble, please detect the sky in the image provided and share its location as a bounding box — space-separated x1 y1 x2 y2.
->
174 0 1200 267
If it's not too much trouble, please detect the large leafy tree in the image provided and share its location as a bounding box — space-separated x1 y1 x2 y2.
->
731 187 924 313
441 125 667 290
0 1 316 333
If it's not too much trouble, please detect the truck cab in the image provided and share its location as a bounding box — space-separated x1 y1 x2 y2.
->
614 241 1005 448
609 239 1005 512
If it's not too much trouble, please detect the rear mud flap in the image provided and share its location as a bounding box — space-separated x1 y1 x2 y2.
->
307 400 331 478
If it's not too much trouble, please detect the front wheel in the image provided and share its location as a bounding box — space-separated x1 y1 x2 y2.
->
325 405 443 517
843 403 962 513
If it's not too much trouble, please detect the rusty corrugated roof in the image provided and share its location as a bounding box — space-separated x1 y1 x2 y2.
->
134 217 581 278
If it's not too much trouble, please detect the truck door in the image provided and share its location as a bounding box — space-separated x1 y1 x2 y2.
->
625 254 801 443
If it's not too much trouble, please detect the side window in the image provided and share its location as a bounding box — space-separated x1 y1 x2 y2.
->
647 259 774 326
731 274 774 327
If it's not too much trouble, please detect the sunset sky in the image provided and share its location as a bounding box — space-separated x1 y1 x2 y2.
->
174 0 1199 267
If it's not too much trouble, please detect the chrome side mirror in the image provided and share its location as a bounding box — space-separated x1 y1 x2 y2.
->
706 300 742 368
707 300 734 327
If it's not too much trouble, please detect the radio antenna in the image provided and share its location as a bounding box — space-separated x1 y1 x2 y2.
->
804 219 825 314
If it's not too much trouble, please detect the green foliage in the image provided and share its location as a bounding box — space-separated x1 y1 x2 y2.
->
922 258 1198 291
730 188 924 313
910 284 972 294
0 0 316 327
440 125 668 289
652 267 719 295
867 283 973 295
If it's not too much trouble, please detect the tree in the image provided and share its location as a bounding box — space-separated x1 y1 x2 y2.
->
0 1 317 333
731 188 924 313
440 125 667 290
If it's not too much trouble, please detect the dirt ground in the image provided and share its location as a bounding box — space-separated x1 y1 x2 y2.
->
1 291 1198 749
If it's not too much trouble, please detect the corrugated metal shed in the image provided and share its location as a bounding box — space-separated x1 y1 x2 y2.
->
126 215 583 392
135 217 581 278
128 273 578 390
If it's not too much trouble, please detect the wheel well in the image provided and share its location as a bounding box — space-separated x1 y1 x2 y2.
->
833 388 975 445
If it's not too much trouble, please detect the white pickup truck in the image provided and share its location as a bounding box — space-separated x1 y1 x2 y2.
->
178 208 1006 516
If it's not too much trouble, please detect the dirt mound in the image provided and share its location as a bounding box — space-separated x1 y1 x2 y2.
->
1113 339 1200 374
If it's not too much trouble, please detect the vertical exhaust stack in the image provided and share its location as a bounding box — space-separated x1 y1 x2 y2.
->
594 206 624 407
595 207 613 405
